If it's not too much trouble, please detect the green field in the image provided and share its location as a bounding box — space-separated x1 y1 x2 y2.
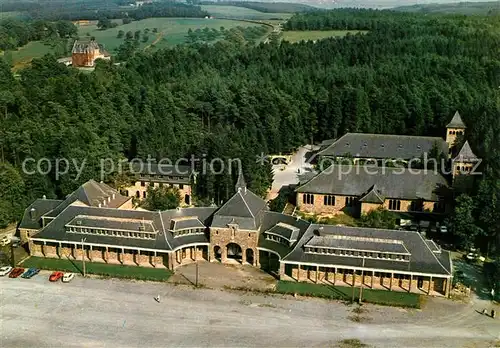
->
1 39 70 70
0 11 23 19
22 256 172 281
202 5 291 20
276 281 421 308
78 17 263 52
282 30 368 43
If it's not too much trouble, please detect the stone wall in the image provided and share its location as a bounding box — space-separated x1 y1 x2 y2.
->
20 229 37 243
282 264 448 296
124 181 192 206
209 226 259 266
296 193 353 215
122 251 134 264
360 202 383 214
136 252 150 265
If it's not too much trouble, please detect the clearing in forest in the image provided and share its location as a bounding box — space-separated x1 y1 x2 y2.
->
282 30 368 43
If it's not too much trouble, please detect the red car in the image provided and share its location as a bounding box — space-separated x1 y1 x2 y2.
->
49 271 64 282
9 267 25 278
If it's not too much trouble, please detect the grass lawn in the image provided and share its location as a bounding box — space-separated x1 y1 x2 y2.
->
21 256 172 282
202 5 291 20
78 17 262 53
282 30 368 43
276 281 421 308
1 40 70 70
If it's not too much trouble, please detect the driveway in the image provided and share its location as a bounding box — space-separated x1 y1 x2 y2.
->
268 145 318 200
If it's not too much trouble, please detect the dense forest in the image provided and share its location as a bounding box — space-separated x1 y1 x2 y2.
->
199 1 316 13
0 9 499 255
0 0 207 22
0 19 76 50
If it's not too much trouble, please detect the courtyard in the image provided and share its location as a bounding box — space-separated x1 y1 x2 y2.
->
168 260 276 291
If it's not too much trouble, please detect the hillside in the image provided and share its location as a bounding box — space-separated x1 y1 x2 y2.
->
394 1 500 15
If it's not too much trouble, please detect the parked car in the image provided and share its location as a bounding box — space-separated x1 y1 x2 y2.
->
21 268 40 279
0 266 13 276
49 271 64 282
62 273 75 283
437 222 448 233
11 241 20 248
9 267 25 278
0 236 10 246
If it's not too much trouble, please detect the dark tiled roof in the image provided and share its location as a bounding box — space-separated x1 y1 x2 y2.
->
46 180 130 217
258 238 292 258
34 206 171 251
170 217 205 231
446 111 466 128
296 165 449 201
211 189 268 230
67 215 157 233
19 199 63 230
266 222 300 242
283 225 452 276
317 133 448 160
359 184 385 203
72 40 100 53
453 141 479 161
33 205 218 251
305 235 410 254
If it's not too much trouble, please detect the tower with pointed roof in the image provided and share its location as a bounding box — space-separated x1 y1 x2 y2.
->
235 169 247 193
452 140 480 180
446 111 466 154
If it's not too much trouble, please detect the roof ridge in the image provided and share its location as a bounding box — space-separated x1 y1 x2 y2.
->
417 232 451 275
158 211 172 250
239 191 255 218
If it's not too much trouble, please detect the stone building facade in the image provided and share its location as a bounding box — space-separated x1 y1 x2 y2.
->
297 111 477 218
72 40 110 67
21 174 453 297
121 162 193 206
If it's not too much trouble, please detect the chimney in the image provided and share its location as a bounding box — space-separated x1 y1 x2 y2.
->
112 193 115 200
42 195 46 200
108 196 111 203
98 203 101 208
30 207 36 220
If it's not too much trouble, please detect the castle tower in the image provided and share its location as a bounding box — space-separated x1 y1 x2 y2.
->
446 111 466 153
452 141 480 180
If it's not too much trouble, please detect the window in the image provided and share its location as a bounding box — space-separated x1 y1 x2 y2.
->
143 191 147 199
140 181 145 187
136 191 140 198
179 184 184 189
303 193 314 205
345 197 355 207
389 199 401 211
324 195 335 206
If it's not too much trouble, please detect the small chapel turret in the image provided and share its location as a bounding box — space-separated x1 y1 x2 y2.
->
446 111 466 154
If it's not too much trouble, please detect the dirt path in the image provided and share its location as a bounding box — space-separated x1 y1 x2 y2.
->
144 31 165 50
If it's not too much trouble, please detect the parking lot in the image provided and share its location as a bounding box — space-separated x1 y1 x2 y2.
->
1 271 499 348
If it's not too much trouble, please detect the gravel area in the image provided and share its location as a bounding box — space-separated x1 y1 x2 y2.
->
1 272 499 348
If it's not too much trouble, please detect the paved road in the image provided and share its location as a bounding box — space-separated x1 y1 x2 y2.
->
268 145 317 201
1 273 499 347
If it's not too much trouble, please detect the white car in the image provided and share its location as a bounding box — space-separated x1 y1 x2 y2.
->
439 225 448 233
0 266 13 276
0 236 10 246
62 273 75 283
